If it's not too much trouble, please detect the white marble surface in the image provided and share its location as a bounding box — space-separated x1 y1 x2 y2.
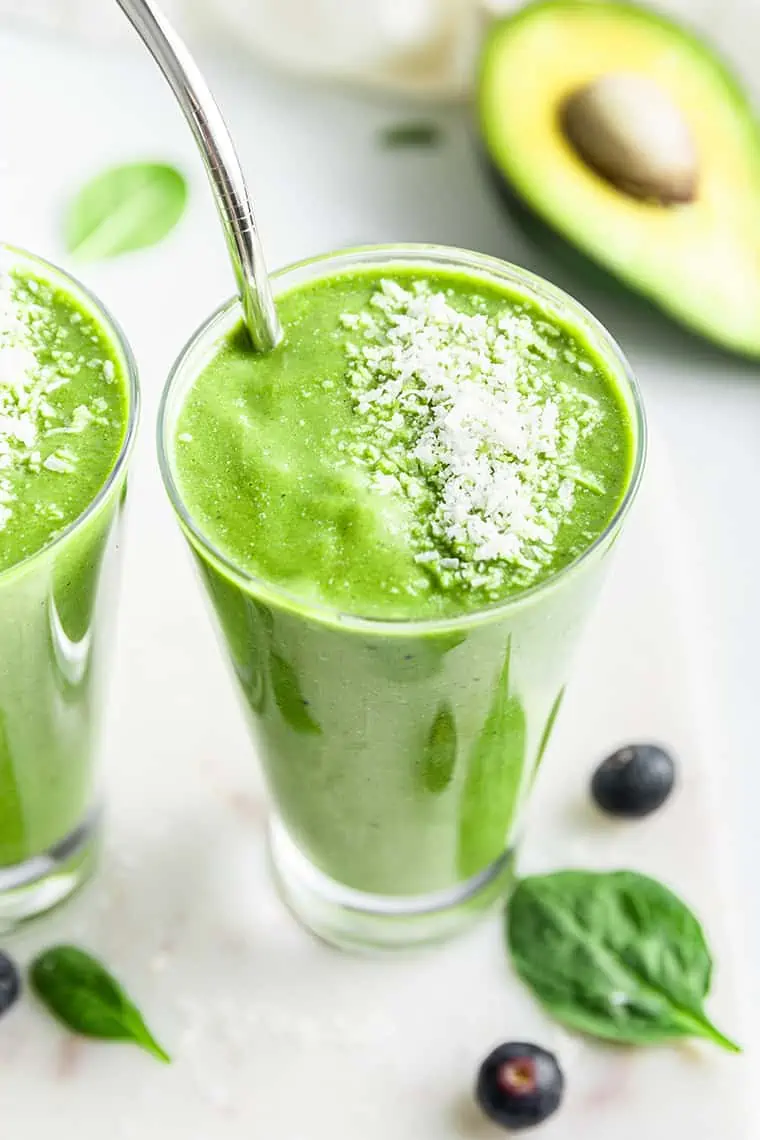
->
2 438 754 1136
1 437 756 1130
0 26 758 1135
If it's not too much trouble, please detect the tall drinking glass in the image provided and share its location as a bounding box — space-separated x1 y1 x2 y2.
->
158 245 645 949
0 247 139 928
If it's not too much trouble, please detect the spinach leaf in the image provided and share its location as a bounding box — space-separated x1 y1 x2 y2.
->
458 639 526 877
30 946 170 1063
419 702 457 794
269 652 321 734
529 686 565 789
379 122 442 149
64 162 187 261
507 870 740 1052
197 555 269 714
0 711 25 863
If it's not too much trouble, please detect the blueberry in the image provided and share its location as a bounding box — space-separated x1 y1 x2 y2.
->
592 744 675 818
476 1042 564 1131
0 951 20 1016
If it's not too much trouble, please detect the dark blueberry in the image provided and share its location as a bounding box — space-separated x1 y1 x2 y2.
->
0 951 20 1016
591 744 675 819
476 1042 564 1131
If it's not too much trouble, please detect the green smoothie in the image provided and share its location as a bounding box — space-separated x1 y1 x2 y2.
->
0 248 133 894
164 248 642 925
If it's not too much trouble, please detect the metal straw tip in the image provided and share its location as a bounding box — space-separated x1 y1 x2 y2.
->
116 0 282 353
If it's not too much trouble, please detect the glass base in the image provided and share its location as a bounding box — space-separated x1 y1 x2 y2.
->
269 818 515 951
0 813 98 932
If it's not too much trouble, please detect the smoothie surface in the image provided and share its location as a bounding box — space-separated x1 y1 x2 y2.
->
0 256 129 575
173 264 635 620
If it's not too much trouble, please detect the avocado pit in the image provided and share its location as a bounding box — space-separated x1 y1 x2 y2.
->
560 72 698 204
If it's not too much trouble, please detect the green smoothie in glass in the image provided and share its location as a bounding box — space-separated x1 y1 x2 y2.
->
159 245 644 949
0 247 137 927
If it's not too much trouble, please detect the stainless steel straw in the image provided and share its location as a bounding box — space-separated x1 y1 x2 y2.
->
115 0 282 352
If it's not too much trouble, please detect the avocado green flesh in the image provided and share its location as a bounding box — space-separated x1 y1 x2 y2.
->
478 0 760 356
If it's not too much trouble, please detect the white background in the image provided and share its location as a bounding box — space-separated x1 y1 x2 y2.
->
2 0 759 980
0 11 758 1127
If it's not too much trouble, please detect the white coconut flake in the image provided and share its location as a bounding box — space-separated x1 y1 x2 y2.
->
341 278 605 595
43 452 76 474
0 258 117 536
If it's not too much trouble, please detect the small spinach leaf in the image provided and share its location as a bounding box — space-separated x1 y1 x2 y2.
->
64 162 187 261
269 652 321 734
530 685 565 789
419 702 457 794
379 122 442 149
30 945 170 1063
507 870 740 1053
458 640 526 877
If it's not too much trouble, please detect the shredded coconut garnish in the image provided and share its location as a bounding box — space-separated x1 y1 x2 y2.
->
0 259 115 535
340 278 604 595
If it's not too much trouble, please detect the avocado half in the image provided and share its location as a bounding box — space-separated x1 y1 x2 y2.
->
478 1 760 357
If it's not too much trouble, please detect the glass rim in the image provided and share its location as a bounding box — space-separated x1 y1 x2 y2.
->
157 242 647 636
0 244 140 587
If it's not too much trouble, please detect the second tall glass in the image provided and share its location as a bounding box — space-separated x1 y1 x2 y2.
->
0 247 139 928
